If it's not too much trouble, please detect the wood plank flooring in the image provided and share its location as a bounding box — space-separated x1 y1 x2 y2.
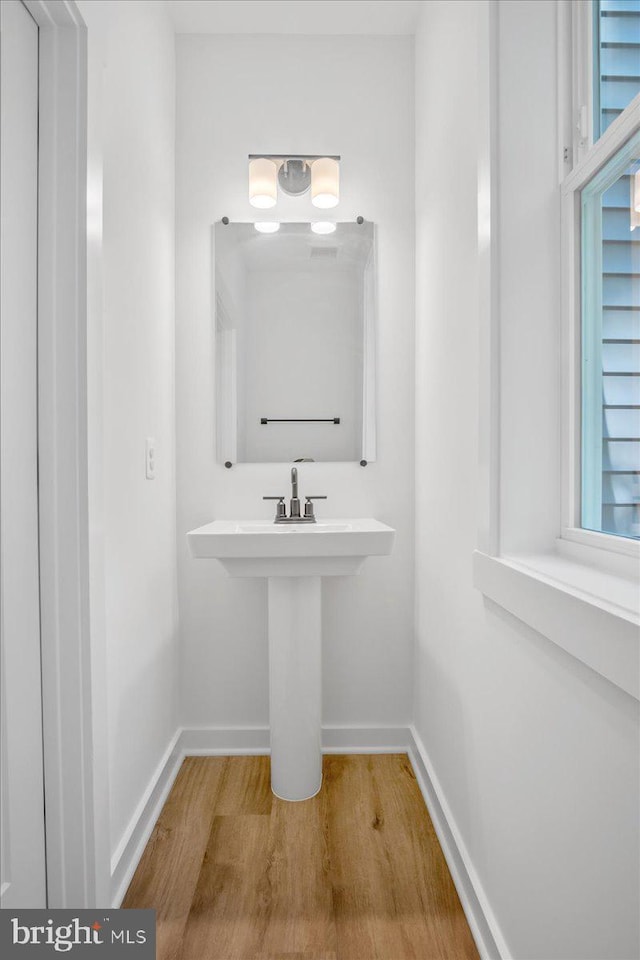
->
122 755 480 960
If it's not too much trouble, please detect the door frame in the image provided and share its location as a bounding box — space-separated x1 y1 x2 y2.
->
22 0 109 908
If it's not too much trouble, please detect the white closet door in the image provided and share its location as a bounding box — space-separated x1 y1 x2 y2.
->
0 0 47 907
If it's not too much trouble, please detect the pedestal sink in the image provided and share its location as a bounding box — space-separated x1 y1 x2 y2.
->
187 518 395 800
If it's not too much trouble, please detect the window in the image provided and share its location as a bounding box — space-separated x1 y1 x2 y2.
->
581 135 640 539
568 0 640 544
593 0 640 138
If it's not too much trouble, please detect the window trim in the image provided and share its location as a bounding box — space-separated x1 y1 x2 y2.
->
571 0 595 165
473 549 638 700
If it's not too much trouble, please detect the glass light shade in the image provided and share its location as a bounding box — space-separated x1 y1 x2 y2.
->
311 221 336 235
249 158 277 208
311 157 339 208
254 222 280 234
631 170 640 231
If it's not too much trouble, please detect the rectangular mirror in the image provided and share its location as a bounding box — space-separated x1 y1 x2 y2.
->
214 221 376 464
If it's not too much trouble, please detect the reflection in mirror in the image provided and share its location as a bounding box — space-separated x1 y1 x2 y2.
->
215 221 376 464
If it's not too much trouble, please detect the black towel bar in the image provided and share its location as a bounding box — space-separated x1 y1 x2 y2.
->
260 417 340 425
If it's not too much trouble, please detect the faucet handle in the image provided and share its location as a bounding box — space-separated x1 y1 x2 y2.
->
303 495 327 520
263 496 287 521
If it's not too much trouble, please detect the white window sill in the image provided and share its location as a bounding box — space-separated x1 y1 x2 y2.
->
473 549 639 700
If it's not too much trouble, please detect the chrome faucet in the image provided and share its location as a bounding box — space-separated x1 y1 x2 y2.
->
263 467 327 523
290 467 301 518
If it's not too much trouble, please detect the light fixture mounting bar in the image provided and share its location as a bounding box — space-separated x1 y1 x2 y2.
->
248 154 340 162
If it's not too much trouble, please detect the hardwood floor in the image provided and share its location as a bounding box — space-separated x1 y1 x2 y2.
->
122 755 480 960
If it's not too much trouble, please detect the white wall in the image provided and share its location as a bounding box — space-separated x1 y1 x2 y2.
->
79 0 178 872
415 3 639 959
175 35 415 729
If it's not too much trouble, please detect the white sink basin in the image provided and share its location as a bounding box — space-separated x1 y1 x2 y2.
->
237 522 352 534
187 518 395 577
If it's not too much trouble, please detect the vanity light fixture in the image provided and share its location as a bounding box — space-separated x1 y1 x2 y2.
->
249 157 278 208
254 222 280 234
311 221 336 235
248 155 340 208
631 169 640 231
311 157 339 208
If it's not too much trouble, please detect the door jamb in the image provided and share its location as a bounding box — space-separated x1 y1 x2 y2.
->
22 0 110 908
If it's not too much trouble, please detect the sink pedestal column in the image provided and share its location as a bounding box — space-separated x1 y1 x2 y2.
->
267 576 322 801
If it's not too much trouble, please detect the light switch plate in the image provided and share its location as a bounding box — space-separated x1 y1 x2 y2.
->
146 438 156 479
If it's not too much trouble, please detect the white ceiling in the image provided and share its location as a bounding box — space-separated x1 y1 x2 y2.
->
165 1 422 36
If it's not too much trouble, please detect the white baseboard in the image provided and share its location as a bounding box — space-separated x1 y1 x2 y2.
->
408 725 508 960
110 729 183 907
321 724 412 752
110 722 505 960
181 725 270 755
180 724 413 756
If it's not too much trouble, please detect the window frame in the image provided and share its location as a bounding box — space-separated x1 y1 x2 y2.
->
560 0 640 562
